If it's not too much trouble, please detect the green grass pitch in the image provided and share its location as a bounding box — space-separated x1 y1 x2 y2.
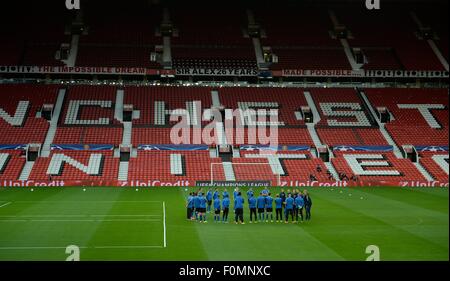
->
0 186 448 261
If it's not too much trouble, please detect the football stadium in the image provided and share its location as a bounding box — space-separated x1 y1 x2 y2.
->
0 0 448 262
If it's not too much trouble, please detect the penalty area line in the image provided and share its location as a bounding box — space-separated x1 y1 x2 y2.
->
0 202 11 208
0 245 164 250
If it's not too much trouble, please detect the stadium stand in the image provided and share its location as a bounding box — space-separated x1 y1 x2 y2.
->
128 151 224 182
28 150 119 181
0 1 448 187
0 84 58 144
336 6 446 70
0 150 26 181
364 88 448 146
418 151 449 182
332 151 427 182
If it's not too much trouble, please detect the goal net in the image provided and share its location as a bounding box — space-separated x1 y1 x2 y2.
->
210 162 281 187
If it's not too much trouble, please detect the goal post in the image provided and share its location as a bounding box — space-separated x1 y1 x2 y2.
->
210 162 281 186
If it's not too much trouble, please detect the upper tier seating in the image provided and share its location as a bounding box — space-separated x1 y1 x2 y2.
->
336 7 445 70
269 48 351 70
172 46 257 69
256 7 339 47
171 6 248 46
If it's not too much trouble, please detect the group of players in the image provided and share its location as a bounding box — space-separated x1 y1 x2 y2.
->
186 187 313 224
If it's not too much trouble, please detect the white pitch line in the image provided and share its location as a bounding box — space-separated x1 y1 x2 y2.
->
0 246 88 250
12 200 162 203
0 214 162 218
163 201 167 248
93 245 163 249
0 202 11 208
0 245 163 250
0 219 162 223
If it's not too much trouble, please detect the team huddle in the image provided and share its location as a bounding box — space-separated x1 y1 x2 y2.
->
186 188 313 224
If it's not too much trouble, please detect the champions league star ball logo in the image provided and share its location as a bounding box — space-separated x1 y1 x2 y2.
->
65 0 80 10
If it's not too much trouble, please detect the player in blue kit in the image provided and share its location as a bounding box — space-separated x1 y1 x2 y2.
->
256 193 266 223
274 194 283 222
222 195 230 223
234 192 245 224
198 193 207 223
265 193 274 222
248 195 257 223
233 188 240 199
285 193 295 224
193 192 200 220
206 189 213 212
295 192 305 223
186 192 194 220
213 188 219 200
222 188 229 199
213 195 221 222
247 188 254 199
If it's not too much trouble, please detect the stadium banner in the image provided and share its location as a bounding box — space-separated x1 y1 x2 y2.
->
333 145 393 152
175 68 259 76
0 66 147 75
0 144 27 150
274 69 449 78
51 144 114 151
196 181 272 188
138 144 210 151
0 180 448 187
240 145 311 151
414 145 449 152
277 69 365 77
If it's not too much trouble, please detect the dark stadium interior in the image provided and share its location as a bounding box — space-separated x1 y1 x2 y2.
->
0 0 448 266
0 0 448 186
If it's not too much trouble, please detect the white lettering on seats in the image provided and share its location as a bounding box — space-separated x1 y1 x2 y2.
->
343 154 401 176
47 154 103 175
65 100 112 125
320 103 371 127
397 104 445 129
0 101 29 126
432 155 449 175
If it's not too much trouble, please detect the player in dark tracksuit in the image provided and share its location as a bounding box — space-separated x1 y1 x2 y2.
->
265 193 274 222
279 189 286 211
303 190 313 221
